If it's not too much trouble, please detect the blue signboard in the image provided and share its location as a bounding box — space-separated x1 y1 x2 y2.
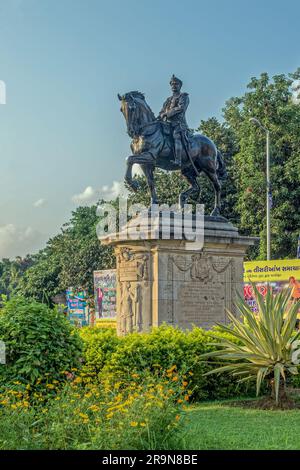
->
66 287 89 327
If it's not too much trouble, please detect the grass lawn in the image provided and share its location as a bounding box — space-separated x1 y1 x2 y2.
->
181 400 300 450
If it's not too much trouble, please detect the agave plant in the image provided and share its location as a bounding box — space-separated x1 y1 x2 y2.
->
201 287 300 404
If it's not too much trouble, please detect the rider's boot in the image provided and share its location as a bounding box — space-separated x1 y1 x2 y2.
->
171 140 182 167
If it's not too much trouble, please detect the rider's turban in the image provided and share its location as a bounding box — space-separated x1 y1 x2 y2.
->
170 74 183 87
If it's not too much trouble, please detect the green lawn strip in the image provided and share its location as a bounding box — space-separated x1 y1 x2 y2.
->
180 401 300 450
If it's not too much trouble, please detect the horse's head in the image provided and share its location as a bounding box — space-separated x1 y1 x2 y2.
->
118 91 155 138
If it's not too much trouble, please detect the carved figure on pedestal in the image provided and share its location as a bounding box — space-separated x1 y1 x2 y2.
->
190 254 213 282
133 283 143 332
119 281 135 334
118 248 149 281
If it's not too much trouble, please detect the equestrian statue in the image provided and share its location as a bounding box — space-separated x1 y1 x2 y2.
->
118 75 227 216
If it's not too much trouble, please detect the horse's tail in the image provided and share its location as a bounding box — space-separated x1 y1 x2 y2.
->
216 150 227 180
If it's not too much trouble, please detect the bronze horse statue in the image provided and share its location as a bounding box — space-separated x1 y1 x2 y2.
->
118 91 226 216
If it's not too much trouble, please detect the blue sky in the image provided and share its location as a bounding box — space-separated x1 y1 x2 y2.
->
0 0 299 257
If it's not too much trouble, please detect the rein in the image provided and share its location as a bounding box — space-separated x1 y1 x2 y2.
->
139 120 157 130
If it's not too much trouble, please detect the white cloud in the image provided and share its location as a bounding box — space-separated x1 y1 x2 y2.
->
71 186 97 205
33 198 46 208
0 224 43 259
71 181 128 205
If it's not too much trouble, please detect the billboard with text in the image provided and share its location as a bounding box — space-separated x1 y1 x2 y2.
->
243 259 300 315
94 269 117 319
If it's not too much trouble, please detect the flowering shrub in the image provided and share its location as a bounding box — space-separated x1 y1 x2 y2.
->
0 369 186 450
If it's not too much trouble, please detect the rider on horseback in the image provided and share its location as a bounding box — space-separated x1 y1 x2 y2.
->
157 75 190 167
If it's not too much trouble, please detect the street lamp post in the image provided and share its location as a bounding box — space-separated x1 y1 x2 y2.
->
249 118 271 260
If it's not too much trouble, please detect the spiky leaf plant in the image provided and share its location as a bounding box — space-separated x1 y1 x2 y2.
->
201 287 300 404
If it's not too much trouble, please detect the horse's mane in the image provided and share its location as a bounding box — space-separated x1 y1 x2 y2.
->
124 91 156 136
125 91 145 100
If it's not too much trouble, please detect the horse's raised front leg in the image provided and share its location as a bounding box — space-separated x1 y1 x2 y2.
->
125 155 139 192
179 168 200 209
140 164 158 205
125 154 156 193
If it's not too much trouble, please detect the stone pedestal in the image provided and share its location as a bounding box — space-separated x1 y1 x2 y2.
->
101 214 258 335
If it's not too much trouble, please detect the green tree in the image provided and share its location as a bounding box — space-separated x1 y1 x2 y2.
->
223 70 300 259
56 205 115 295
16 249 62 303
0 256 34 298
17 205 115 302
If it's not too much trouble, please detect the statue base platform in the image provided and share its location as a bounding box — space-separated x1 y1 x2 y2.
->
101 213 258 335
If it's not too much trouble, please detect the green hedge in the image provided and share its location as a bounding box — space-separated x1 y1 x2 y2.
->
0 297 83 387
80 325 256 401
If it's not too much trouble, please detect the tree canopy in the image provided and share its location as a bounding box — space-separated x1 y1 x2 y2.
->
15 205 115 303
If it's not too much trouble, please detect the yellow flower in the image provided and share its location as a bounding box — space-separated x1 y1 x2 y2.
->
78 413 89 420
131 373 139 378
182 381 188 387
172 376 179 382
89 405 100 412
175 415 180 421
166 365 177 374
26 384 31 390
177 399 183 404
184 395 189 401
73 377 82 384
130 421 138 427
13 381 21 385
140 422 146 427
